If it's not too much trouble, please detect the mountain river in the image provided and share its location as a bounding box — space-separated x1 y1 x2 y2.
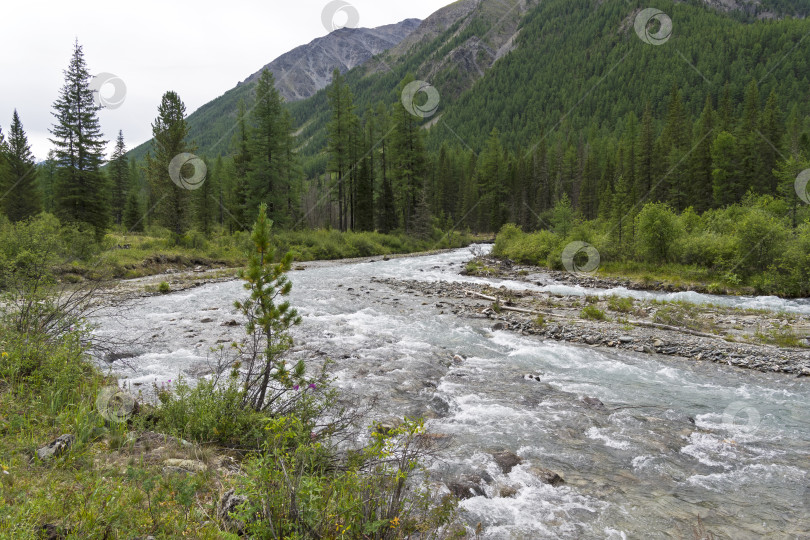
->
92 246 810 539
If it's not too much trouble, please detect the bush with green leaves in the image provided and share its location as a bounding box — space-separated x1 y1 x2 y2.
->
237 416 462 539
580 305 607 321
607 295 635 314
634 203 683 263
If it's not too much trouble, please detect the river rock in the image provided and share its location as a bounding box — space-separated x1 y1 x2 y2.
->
200 317 214 323
530 466 565 487
36 434 75 461
221 320 239 327
492 322 506 330
429 395 451 416
447 475 486 499
499 484 518 498
492 450 523 474
582 396 606 410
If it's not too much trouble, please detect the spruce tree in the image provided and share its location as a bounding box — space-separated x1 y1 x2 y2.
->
636 103 655 200
4 110 40 221
194 156 217 236
0 125 8 217
736 79 761 195
37 151 58 213
355 156 374 231
758 90 782 193
391 75 427 233
711 131 738 207
248 69 284 225
230 100 252 231
610 174 633 252
690 97 715 212
374 102 397 232
123 188 144 232
146 91 193 239
49 40 109 239
109 130 128 225
326 69 357 231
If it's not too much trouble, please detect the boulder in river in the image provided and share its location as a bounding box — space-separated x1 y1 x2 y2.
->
581 396 606 410
447 475 487 499
529 466 565 487
429 395 451 416
491 450 523 474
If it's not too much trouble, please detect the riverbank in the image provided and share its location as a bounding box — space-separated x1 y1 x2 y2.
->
373 256 810 376
55 227 478 283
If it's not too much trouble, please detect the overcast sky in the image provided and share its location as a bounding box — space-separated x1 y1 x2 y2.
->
0 0 452 161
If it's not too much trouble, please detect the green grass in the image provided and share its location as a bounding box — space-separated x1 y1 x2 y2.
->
580 306 607 321
755 325 808 348
64 226 473 282
607 295 635 314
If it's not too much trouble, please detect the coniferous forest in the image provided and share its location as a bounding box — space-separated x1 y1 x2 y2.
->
2 0 810 296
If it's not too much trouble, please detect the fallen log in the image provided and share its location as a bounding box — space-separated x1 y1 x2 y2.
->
464 290 561 317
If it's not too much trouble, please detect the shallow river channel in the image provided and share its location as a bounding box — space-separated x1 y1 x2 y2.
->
93 246 810 539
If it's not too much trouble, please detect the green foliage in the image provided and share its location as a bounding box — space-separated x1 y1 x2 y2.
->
158 281 170 294
238 417 461 539
146 90 193 238
580 305 607 321
755 324 807 348
50 40 109 240
494 188 810 297
493 224 560 265
235 203 303 411
607 295 635 314
108 131 128 226
635 203 683 263
2 110 40 222
653 302 715 332
155 376 265 446
0 205 461 539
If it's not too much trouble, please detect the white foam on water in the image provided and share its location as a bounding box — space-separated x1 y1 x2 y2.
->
686 463 806 493
680 431 742 467
586 427 633 450
460 477 600 539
